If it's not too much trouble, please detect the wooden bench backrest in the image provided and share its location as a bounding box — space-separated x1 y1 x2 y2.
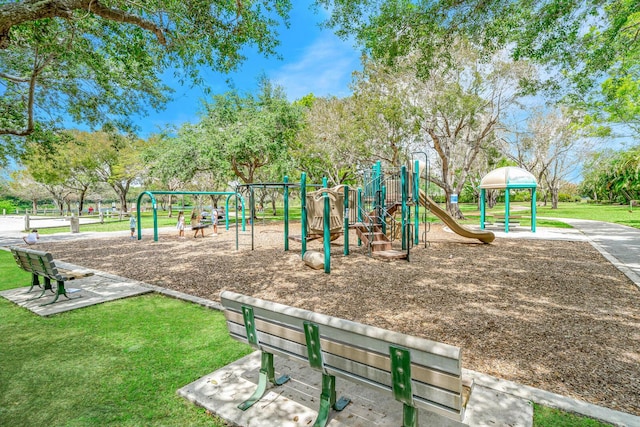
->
9 246 61 280
221 291 467 421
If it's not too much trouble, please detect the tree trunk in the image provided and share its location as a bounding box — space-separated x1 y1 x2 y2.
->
551 187 559 209
78 187 87 215
487 190 496 209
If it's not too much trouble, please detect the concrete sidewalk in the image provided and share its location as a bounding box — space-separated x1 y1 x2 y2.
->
178 351 639 427
542 217 640 289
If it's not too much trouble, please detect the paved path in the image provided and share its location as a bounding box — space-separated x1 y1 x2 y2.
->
545 218 640 288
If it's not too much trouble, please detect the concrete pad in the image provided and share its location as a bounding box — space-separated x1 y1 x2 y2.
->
0 264 152 316
179 351 534 427
464 385 532 427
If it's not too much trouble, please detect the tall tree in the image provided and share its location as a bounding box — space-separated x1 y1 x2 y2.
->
295 95 370 185
506 108 588 208
199 78 302 184
319 0 640 133
400 42 532 218
7 168 49 212
351 57 419 168
78 130 147 214
0 0 292 158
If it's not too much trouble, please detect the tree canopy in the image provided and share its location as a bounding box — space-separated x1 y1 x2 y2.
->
320 0 640 131
0 0 292 157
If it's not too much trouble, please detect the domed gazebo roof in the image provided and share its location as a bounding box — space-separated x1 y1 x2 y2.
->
480 166 537 190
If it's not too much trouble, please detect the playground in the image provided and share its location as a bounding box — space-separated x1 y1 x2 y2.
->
33 221 640 417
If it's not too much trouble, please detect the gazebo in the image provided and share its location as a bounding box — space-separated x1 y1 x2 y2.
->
479 166 537 233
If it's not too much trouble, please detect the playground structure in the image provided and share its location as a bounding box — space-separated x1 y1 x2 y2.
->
134 161 496 272
234 160 496 273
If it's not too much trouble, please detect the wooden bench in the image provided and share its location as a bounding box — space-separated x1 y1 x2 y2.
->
221 291 472 427
9 246 94 306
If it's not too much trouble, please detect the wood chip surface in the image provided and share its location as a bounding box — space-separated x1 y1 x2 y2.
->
37 223 640 416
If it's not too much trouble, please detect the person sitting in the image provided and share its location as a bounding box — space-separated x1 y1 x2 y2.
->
23 229 39 245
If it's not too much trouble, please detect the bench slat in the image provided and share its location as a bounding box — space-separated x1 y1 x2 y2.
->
225 310 463 392
222 293 461 375
226 319 466 418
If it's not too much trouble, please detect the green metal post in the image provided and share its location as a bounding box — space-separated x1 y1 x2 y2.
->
323 177 330 274
357 189 362 247
238 306 290 411
505 190 510 233
240 196 246 231
381 185 387 234
413 160 419 245
152 199 158 240
344 185 349 256
401 166 407 250
301 173 307 257
532 188 537 232
235 192 239 251
250 186 255 250
304 322 350 426
284 176 289 251
374 161 382 216
137 200 144 241
480 189 486 230
390 345 418 427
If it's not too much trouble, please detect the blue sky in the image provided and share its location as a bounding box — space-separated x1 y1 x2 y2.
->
138 2 362 136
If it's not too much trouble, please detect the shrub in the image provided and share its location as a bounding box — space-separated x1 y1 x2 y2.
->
0 199 17 213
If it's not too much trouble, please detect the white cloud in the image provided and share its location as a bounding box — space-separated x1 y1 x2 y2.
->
271 35 361 100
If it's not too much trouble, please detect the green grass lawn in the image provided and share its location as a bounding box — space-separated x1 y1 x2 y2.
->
36 212 182 235
454 201 640 230
0 251 252 426
533 404 612 426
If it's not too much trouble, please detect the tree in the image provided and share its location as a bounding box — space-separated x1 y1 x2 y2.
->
400 42 532 218
582 146 640 203
7 168 49 212
295 95 370 185
199 78 303 185
505 108 589 209
320 0 640 134
80 130 147 215
0 0 292 157
351 57 419 168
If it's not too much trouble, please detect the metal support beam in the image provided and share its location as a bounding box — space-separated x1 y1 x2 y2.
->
238 306 290 410
390 345 418 427
304 322 350 426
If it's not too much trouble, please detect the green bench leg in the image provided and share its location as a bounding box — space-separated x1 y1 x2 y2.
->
313 373 350 427
402 404 418 427
238 352 290 410
40 280 81 306
26 273 41 293
304 322 350 427
27 277 54 301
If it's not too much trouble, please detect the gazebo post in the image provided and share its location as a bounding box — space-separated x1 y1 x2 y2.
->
504 190 510 233
531 188 537 232
480 189 486 230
